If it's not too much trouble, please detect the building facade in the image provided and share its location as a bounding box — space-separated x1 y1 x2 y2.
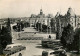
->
29 9 53 27
55 7 80 39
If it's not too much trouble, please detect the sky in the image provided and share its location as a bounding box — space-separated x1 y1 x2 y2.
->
0 0 80 18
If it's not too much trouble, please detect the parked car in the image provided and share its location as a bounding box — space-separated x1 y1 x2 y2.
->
3 43 26 55
42 40 50 47
42 50 55 56
42 50 65 56
42 39 61 48
53 46 64 51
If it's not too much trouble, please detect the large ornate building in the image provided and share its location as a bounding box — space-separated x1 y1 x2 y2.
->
55 7 80 39
29 9 53 27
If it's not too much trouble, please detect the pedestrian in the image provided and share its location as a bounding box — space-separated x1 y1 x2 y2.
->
18 53 22 56
48 35 51 39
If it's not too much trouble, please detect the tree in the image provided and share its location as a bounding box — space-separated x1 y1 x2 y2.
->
24 22 30 27
36 22 42 31
61 24 74 49
72 28 80 53
56 17 62 39
7 18 11 32
0 18 12 54
7 18 10 27
50 18 55 32
0 26 12 44
0 27 11 54
16 22 24 32
36 22 48 32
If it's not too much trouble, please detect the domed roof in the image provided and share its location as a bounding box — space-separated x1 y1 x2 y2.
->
67 7 75 16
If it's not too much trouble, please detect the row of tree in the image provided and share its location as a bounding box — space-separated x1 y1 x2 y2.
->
35 18 56 33
60 24 80 53
36 22 49 32
13 22 30 32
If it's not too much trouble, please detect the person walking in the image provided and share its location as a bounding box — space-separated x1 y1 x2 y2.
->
18 53 22 56
48 35 51 39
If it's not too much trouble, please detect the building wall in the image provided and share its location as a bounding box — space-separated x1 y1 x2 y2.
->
55 8 80 39
29 17 51 27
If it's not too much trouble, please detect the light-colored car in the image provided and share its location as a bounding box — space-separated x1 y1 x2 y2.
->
42 49 62 56
47 42 62 48
53 46 64 51
3 43 26 55
42 39 61 48
42 50 55 56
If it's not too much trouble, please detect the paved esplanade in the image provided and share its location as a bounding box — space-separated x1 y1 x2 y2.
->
11 27 56 56
11 26 78 56
20 27 56 39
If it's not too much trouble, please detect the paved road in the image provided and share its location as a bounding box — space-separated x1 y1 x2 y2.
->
12 40 79 56
12 40 43 56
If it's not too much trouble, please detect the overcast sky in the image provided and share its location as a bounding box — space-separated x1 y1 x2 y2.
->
0 0 80 18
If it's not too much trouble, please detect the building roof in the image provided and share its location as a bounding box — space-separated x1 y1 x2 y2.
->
67 7 75 16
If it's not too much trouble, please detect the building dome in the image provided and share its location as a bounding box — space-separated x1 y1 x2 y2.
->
67 7 75 16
